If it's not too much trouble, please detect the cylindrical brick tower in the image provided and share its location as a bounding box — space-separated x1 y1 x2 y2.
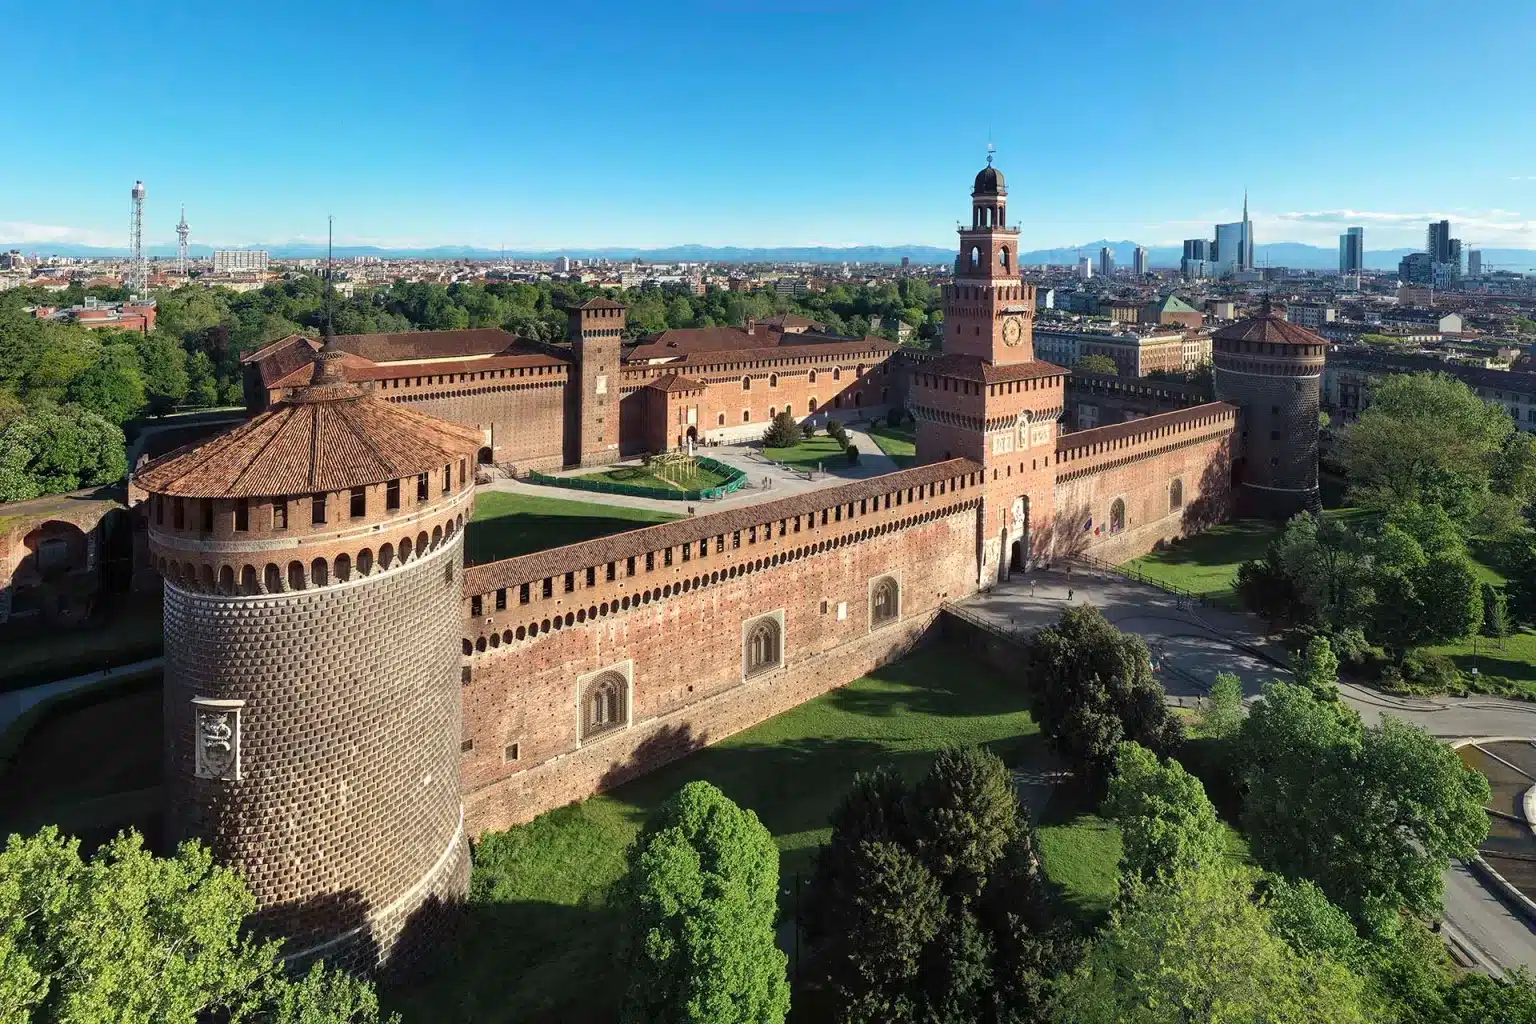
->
135 337 484 969
1212 298 1326 517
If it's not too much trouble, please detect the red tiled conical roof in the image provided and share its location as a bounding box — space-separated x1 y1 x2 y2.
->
1211 300 1326 347
135 344 484 498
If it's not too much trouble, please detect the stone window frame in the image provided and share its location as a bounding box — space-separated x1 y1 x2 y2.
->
868 573 901 631
191 697 244 781
1169 478 1184 512
742 610 786 680
576 660 633 746
1109 495 1128 534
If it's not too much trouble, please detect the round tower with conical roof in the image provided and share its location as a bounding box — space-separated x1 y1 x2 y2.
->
1211 299 1326 517
136 337 484 969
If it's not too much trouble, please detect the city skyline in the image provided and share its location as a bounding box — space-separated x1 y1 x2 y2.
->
4 2 1535 252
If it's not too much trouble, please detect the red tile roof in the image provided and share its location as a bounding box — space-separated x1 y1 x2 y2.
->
332 328 522 363
266 350 569 389
1211 311 1325 347
244 334 322 387
571 297 626 310
135 379 484 499
645 373 707 393
462 457 984 590
921 354 1067 384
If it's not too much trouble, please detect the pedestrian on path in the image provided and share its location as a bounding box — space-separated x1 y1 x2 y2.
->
1030 580 1036 598
1067 587 1074 602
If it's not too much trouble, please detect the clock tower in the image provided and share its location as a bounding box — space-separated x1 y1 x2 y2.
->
945 153 1036 364
910 155 1067 586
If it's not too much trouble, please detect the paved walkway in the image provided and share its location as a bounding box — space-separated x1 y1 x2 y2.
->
0 658 163 734
483 431 902 518
960 564 1536 975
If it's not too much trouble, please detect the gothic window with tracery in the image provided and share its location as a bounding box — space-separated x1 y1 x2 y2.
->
744 616 782 677
581 672 627 741
870 577 899 627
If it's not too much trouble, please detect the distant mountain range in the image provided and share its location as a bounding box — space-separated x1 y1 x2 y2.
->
7 238 1535 272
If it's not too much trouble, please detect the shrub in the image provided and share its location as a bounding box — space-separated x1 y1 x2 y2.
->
846 443 859 465
886 408 904 428
1402 651 1462 693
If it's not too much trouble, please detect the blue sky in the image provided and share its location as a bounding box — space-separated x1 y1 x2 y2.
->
5 0 1535 252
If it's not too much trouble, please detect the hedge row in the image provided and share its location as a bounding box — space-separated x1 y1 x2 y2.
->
526 457 748 501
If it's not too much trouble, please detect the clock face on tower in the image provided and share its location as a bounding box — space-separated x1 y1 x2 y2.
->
1002 316 1023 346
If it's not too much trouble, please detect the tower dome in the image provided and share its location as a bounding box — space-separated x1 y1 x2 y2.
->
1211 298 1326 517
973 161 1006 196
136 347 483 968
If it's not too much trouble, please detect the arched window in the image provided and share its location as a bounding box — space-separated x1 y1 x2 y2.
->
742 376 752 391
744 615 782 677
199 564 215 591
400 537 413 562
970 246 980 268
264 563 282 593
808 369 817 385
743 410 750 423
288 561 307 591
580 671 628 741
217 565 235 594
379 543 394 569
768 373 778 388
1110 498 1126 534
1000 245 1011 271
809 397 818 412
870 576 899 627
431 525 442 550
718 413 725 426
311 557 329 587
335 553 352 582
357 548 374 575
1169 479 1184 511
240 565 258 594
833 367 841 382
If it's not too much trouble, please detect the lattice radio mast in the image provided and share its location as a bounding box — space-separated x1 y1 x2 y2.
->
129 180 147 293
176 204 190 275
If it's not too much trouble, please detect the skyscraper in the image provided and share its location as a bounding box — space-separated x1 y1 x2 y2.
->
1182 238 1211 261
1241 191 1253 270
1338 226 1364 274
1099 246 1114 278
1469 249 1483 278
1077 256 1093 280
1427 220 1452 263
1133 246 1148 276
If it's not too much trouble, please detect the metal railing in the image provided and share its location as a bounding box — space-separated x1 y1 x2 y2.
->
1070 552 1216 608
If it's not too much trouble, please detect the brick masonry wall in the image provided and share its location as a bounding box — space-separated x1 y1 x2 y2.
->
162 533 469 962
459 508 979 833
1053 421 1234 565
384 378 568 472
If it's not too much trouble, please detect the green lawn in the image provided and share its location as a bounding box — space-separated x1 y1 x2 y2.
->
465 491 678 565
1120 507 1375 602
1429 628 1536 688
866 422 917 468
572 462 732 493
389 644 1057 1023
765 435 849 470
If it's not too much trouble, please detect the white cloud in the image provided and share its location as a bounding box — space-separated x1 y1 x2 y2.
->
0 221 123 247
1254 209 1536 248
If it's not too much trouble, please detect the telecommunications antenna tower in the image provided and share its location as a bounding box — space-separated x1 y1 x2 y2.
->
176 205 190 275
130 180 146 293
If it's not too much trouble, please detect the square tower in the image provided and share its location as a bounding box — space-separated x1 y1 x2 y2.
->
910 156 1068 586
566 298 626 466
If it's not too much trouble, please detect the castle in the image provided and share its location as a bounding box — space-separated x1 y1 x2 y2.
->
129 159 1324 968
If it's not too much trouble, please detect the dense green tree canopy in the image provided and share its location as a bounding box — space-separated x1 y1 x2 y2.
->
1024 606 1184 792
615 781 789 1024
0 827 393 1024
1339 372 1536 535
0 402 126 502
1238 683 1489 934
1103 741 1225 888
1058 862 1370 1024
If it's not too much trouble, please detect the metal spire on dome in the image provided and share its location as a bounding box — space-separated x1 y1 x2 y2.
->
308 216 351 389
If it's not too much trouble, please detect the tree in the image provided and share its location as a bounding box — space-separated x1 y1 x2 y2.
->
1294 635 1340 701
1482 582 1511 638
615 781 789 1024
830 840 946 1023
1509 541 1536 628
136 333 190 415
1261 875 1365 969
1239 683 1490 933
1339 372 1536 535
0 403 127 502
1076 354 1119 375
808 752 1072 1024
1201 672 1245 738
761 410 801 449
1271 512 1372 627
908 746 1018 901
65 344 146 424
1103 742 1224 888
1057 863 1371 1024
0 827 394 1024
1024 606 1184 793
1369 550 1482 661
